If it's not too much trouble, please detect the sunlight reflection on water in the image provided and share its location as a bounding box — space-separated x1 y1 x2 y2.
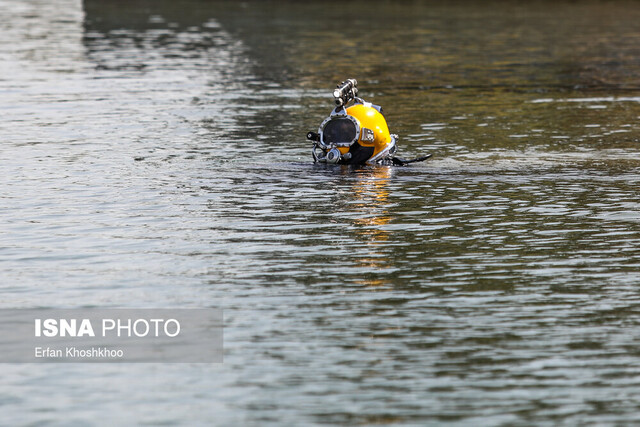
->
1 0 640 425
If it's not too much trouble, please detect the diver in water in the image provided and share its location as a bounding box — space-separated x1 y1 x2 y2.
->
307 79 432 166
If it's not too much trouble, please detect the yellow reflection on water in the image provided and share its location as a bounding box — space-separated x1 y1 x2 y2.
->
348 166 394 289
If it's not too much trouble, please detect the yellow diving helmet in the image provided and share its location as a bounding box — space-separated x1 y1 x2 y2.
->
307 79 431 166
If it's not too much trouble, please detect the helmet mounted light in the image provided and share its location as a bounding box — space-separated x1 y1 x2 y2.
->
333 78 358 107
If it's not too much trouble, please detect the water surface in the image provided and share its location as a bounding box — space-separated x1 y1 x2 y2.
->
2 0 640 424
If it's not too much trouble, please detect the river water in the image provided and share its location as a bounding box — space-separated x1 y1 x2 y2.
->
2 0 640 424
